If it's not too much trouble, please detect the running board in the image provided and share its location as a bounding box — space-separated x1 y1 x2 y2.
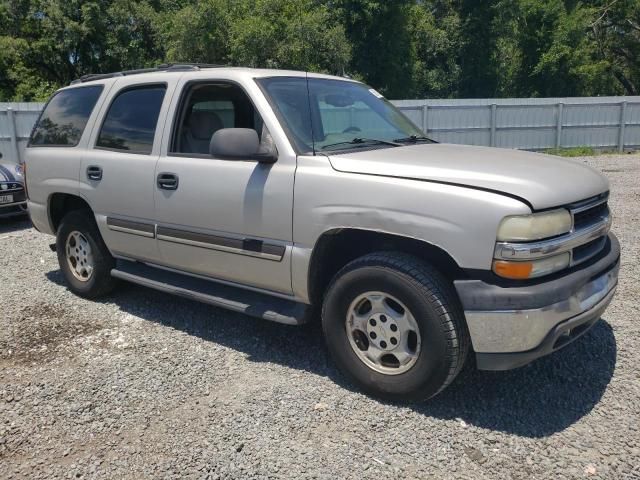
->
111 260 309 326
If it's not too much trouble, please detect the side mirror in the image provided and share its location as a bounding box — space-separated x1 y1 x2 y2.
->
209 128 277 163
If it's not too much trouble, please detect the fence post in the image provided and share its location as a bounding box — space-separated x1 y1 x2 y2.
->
422 104 429 135
490 104 497 147
556 102 564 148
6 108 21 164
618 101 628 153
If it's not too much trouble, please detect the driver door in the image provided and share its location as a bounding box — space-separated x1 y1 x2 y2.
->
153 77 296 294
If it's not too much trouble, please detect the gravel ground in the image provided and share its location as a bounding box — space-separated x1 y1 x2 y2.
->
1 154 639 480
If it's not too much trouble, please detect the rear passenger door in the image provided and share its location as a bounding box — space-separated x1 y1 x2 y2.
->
80 76 178 263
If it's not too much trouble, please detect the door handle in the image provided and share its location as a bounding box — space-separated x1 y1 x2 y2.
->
87 165 103 181
157 172 179 190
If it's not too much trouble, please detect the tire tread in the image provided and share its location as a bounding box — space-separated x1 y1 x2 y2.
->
56 209 117 299
322 251 470 399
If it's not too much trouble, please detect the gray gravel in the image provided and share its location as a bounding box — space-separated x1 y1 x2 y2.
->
1 154 639 479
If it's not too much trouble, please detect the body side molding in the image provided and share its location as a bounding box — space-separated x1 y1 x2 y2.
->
106 217 155 238
156 226 286 261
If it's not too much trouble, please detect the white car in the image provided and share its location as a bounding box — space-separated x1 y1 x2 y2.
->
24 64 619 400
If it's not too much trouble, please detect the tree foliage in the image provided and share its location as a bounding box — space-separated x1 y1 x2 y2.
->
0 0 638 101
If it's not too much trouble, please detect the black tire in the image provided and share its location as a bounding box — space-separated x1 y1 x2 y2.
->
56 209 117 299
322 252 469 401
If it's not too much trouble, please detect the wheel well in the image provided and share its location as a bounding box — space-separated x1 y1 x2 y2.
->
307 229 465 306
49 193 92 232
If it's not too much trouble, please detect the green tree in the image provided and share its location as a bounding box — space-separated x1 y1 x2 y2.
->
1 0 638 101
103 0 165 71
229 0 350 73
0 0 166 100
458 0 500 97
162 0 351 74
589 0 640 95
0 0 57 100
494 0 595 97
161 0 232 64
331 0 415 98
408 0 462 98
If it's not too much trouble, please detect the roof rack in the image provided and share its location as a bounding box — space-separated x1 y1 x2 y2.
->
70 63 227 85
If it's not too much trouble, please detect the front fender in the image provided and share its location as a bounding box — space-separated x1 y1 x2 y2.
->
291 155 531 301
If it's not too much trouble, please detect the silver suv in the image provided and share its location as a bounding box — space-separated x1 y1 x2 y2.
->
25 65 619 400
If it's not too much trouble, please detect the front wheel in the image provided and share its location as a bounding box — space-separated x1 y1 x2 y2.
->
56 210 117 298
322 252 469 401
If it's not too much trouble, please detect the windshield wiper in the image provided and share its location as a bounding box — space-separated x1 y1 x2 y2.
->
320 137 400 151
393 135 436 144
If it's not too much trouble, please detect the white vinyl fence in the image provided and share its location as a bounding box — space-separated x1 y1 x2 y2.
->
0 102 44 164
1 96 639 164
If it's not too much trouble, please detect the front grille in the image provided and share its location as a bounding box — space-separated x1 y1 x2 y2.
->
569 198 610 266
573 201 609 230
572 236 607 264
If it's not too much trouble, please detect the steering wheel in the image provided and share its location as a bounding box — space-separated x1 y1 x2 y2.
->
342 126 361 134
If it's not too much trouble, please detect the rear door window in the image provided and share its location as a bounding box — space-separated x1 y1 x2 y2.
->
96 85 166 155
29 85 103 147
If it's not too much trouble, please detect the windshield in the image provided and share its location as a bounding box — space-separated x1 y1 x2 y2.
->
257 77 430 154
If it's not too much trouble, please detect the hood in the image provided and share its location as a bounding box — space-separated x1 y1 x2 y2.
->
327 143 609 210
0 162 24 184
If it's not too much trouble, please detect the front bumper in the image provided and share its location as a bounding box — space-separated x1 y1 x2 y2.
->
0 187 28 218
0 201 28 218
455 233 620 370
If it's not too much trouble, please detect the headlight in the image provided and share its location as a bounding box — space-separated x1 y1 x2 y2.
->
497 209 572 242
493 253 571 280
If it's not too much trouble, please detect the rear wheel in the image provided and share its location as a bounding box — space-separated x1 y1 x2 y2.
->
56 210 117 298
322 252 469 401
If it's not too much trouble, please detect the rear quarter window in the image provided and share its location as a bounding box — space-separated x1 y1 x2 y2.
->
29 85 104 147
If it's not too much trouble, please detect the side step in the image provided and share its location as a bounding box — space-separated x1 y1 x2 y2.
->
111 260 310 325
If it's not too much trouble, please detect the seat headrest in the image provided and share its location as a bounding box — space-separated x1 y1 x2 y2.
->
189 110 223 140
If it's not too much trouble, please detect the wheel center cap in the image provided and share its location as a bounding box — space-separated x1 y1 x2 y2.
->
366 314 399 351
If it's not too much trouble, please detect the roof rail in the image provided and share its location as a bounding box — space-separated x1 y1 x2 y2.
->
157 63 225 70
70 63 227 85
